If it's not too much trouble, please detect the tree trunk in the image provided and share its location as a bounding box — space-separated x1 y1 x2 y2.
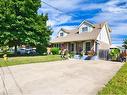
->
14 45 17 56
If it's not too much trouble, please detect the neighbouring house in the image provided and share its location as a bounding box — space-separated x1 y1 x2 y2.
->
50 20 112 55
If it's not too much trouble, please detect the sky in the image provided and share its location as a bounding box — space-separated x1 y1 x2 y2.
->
38 0 127 46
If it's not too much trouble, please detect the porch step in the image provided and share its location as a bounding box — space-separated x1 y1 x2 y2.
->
81 55 92 60
82 55 100 60
74 55 99 60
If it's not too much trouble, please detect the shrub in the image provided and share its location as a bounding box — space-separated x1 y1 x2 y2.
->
69 51 75 58
109 48 120 61
51 47 60 55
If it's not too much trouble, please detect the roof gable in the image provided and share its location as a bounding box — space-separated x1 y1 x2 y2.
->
78 20 95 28
97 22 112 45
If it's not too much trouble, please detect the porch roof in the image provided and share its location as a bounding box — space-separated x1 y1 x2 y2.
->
51 30 100 43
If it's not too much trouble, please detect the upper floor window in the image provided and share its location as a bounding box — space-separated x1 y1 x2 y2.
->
60 33 64 36
82 27 88 32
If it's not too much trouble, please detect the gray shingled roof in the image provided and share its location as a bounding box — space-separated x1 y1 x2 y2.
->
61 28 79 34
51 22 106 43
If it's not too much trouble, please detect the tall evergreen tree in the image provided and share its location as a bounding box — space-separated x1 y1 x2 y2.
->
0 0 51 55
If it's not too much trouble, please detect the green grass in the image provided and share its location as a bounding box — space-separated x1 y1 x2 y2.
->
98 63 127 95
0 55 61 67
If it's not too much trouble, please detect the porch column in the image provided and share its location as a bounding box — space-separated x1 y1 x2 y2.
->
67 43 69 50
83 42 86 51
95 40 99 56
83 41 86 55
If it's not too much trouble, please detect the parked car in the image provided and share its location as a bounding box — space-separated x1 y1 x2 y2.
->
17 48 26 55
26 48 36 55
17 48 36 55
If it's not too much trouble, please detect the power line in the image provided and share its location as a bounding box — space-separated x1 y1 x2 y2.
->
41 1 92 18
41 1 65 13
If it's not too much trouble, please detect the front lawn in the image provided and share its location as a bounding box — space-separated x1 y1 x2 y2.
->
98 63 127 95
0 55 61 67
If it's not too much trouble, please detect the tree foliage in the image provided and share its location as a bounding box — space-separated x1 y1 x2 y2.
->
0 0 51 54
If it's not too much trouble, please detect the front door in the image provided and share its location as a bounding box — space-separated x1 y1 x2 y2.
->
76 42 83 54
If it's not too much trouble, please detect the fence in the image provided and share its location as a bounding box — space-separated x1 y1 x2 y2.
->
99 49 127 61
99 50 109 60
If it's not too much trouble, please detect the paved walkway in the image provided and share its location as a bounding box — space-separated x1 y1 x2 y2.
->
0 60 123 95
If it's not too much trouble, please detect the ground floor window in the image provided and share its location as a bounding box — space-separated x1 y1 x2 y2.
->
70 43 74 51
54 44 61 48
86 42 91 52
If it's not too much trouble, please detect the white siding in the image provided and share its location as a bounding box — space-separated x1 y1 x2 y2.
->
58 30 68 37
79 23 93 33
97 25 110 44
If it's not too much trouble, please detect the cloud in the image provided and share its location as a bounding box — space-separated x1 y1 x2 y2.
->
46 15 72 26
38 0 127 46
111 23 127 35
39 0 83 27
85 0 127 46
38 0 84 38
86 0 127 35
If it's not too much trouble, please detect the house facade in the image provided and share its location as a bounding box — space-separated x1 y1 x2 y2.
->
50 20 112 55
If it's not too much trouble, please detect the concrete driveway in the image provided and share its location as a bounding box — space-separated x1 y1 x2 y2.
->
0 60 123 95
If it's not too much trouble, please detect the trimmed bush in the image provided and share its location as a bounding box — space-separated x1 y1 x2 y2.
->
109 48 120 61
69 51 75 58
51 47 60 55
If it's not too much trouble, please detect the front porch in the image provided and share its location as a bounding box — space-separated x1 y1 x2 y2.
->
53 40 95 55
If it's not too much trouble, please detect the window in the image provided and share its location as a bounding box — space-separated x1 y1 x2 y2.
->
86 42 91 52
60 33 64 36
69 43 74 51
55 44 61 48
82 27 88 32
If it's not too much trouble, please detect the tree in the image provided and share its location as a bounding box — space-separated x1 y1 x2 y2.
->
0 0 51 55
123 39 127 49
